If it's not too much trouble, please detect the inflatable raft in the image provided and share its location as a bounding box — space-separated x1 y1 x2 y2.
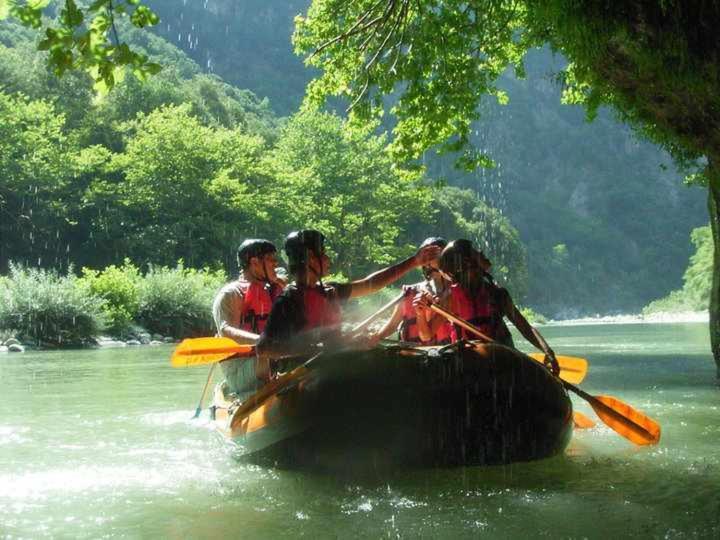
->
210 342 573 471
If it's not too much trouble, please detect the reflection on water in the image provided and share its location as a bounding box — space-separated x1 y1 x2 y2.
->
0 323 718 538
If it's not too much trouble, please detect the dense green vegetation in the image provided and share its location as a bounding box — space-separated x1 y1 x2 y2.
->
0 262 226 345
136 1 707 315
1 2 713 327
293 0 720 369
0 17 528 342
644 226 713 314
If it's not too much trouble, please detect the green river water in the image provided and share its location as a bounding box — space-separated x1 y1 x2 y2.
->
1 322 718 539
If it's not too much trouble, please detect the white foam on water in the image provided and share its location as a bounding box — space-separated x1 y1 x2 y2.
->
0 425 30 446
140 410 214 429
0 462 221 501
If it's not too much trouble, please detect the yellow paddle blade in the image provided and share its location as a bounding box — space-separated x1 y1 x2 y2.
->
528 353 588 384
171 337 255 368
592 395 661 446
573 411 596 429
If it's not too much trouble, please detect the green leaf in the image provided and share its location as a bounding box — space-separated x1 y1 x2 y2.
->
0 0 11 20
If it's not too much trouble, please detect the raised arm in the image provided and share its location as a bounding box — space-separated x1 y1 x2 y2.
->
346 245 441 299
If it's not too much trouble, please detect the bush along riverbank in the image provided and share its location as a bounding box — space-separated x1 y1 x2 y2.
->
0 261 549 352
0 262 226 350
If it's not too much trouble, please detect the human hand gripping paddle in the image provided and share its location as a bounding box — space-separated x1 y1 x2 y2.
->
171 291 406 419
427 303 661 446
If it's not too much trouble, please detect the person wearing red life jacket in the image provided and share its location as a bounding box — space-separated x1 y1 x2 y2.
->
373 237 453 345
432 239 560 376
256 229 441 364
212 238 285 395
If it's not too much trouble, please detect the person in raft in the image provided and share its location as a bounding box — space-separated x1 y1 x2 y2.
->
373 236 453 345
425 238 560 375
256 229 442 364
212 238 285 396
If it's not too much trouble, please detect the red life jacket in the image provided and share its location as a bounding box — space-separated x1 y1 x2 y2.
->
399 285 421 342
238 280 281 334
448 283 502 342
399 283 453 345
434 318 453 344
302 285 343 330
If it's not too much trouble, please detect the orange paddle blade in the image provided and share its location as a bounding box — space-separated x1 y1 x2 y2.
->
171 337 255 367
528 353 588 384
573 411 596 429
591 395 661 445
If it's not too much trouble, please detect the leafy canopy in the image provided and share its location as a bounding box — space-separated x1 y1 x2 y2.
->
1 0 161 92
295 1 718 175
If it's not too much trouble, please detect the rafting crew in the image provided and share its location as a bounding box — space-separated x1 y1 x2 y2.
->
256 229 441 364
422 238 560 375
374 237 453 345
212 239 286 395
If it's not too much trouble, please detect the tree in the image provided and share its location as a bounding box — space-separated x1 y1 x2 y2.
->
293 1 720 378
645 225 714 314
1 0 161 91
424 186 528 298
263 109 434 277
85 104 272 269
0 92 77 271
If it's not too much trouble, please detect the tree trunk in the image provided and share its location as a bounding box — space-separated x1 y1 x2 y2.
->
707 158 720 381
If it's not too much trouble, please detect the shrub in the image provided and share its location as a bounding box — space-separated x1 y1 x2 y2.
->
78 260 141 337
137 262 227 338
0 264 106 346
520 306 548 324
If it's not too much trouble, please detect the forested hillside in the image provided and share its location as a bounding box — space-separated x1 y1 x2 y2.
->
146 0 707 316
0 18 526 291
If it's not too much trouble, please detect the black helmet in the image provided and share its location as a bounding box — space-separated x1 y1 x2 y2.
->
284 229 326 271
439 239 479 279
237 239 277 270
420 236 448 250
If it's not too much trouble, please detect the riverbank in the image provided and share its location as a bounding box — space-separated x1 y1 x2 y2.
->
546 310 709 326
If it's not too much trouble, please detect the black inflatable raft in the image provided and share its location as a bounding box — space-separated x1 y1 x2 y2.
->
210 342 573 471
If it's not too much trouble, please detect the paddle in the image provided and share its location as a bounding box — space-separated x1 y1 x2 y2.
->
527 353 588 385
171 337 254 368
427 304 588 384
428 303 661 446
171 292 405 369
573 411 596 429
563 383 660 445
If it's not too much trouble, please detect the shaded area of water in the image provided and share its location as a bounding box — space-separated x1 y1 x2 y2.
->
1 323 718 538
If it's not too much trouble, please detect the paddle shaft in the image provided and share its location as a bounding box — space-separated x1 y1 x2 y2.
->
192 362 216 419
352 292 405 332
430 304 590 384
429 304 494 342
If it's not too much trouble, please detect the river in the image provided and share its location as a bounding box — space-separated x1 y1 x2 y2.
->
0 322 718 538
